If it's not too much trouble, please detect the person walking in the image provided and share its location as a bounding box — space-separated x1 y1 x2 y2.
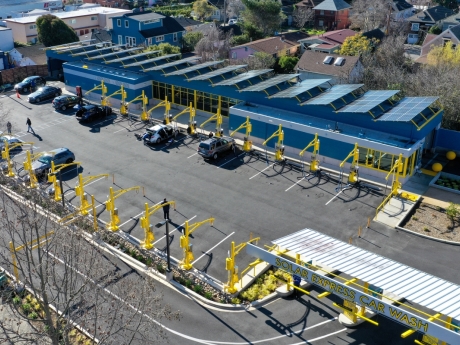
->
6 121 12 134
162 198 170 221
26 118 34 134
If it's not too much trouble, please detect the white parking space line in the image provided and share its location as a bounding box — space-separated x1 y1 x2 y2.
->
285 177 305 192
187 152 198 159
153 215 196 244
64 176 107 196
249 163 274 180
113 127 128 134
192 232 235 265
117 201 162 227
217 153 244 169
325 189 343 205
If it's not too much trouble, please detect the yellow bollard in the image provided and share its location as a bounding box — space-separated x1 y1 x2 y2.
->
349 237 353 244
367 217 371 228
358 226 362 238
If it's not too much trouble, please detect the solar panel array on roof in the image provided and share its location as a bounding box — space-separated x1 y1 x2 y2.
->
239 74 299 92
72 45 124 57
104 51 159 64
213 69 273 86
304 84 364 105
143 56 201 71
58 42 111 53
269 79 330 98
377 97 439 122
123 54 180 67
272 228 460 319
164 60 224 76
86 47 142 60
338 90 400 113
187 64 248 81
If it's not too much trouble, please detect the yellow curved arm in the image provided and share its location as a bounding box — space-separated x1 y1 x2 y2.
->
262 124 283 147
340 143 359 168
300 133 319 157
230 117 252 137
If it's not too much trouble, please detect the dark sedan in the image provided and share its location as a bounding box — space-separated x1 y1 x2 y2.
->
14 76 46 93
28 86 62 103
52 95 81 111
76 104 112 123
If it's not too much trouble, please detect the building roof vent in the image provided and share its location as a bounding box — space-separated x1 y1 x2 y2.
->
334 57 345 66
323 55 334 64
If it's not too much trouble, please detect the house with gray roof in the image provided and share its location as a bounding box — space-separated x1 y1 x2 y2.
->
442 12 460 31
417 24 460 63
313 0 351 30
406 5 455 44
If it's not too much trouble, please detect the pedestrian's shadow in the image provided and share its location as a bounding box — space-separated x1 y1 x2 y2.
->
31 132 43 141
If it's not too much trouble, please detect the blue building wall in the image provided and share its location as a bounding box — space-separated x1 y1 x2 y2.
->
435 128 460 152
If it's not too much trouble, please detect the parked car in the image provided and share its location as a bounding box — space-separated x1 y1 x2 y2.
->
28 86 62 103
31 148 75 176
142 124 178 144
14 76 46 93
52 95 81 111
76 104 112 123
197 136 235 159
0 135 23 151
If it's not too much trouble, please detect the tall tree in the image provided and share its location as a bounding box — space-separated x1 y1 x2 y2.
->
195 26 233 61
292 6 314 28
182 31 204 52
193 0 215 20
36 14 79 47
277 56 299 72
145 42 181 55
349 0 392 32
241 0 285 36
227 0 245 19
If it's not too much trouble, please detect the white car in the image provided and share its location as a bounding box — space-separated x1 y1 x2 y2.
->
228 19 238 25
142 124 178 144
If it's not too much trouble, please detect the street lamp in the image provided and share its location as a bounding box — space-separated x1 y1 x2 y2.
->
155 220 172 275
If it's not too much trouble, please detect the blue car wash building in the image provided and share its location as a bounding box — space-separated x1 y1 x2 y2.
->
45 30 444 183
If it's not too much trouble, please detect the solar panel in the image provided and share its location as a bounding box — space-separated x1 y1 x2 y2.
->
104 51 160 64
377 97 439 122
58 42 111 53
338 90 400 113
143 56 201 71
123 54 180 67
239 74 299 92
304 84 365 105
72 44 125 57
164 60 225 76
86 47 142 60
187 65 248 81
213 69 273 86
269 79 330 98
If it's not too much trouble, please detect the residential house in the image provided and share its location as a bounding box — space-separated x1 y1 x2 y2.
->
4 6 130 43
82 0 122 7
8 43 48 66
442 12 460 31
207 0 225 21
406 5 455 44
229 31 309 60
313 0 351 30
298 28 356 53
111 11 185 47
391 0 415 21
295 50 363 84
416 24 460 63
0 27 14 52
173 17 203 31
90 28 113 43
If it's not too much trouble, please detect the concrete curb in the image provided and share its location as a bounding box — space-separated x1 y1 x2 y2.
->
395 226 460 246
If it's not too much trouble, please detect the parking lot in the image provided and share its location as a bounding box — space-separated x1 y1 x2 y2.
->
3 82 457 286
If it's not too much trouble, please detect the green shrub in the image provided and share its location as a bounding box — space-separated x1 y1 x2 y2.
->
13 296 21 305
156 264 165 273
412 216 418 221
193 285 203 294
231 297 241 304
185 279 192 288
22 303 32 313
28 312 38 319
446 202 459 220
204 292 212 300
146 257 153 266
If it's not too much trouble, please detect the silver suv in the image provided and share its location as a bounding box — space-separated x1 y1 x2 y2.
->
197 136 235 159
31 148 75 176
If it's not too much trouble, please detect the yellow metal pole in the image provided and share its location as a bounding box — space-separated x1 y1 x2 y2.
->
107 187 119 231
91 194 98 232
141 90 149 121
140 202 154 250
180 220 191 269
9 241 19 281
2 142 14 177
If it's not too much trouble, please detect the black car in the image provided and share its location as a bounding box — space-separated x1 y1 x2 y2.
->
28 86 62 103
14 76 46 93
76 104 112 123
52 95 81 111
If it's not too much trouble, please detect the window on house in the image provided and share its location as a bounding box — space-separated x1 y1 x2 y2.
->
80 30 84 36
156 35 164 42
320 10 324 15
319 20 324 26
173 33 177 42
70 19 76 24
232 52 237 59
125 20 129 28
29 24 36 29
85 29 89 34
91 16 97 20
244 47 248 51
126 36 136 47
118 35 122 45
117 19 121 27
330 11 334 14
411 23 420 31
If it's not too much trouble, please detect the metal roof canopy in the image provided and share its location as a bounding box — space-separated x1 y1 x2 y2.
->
377 97 439 122
187 64 248 81
104 51 159 64
143 56 201 71
338 90 400 113
43 39 95 50
213 69 273 86
269 79 330 98
124 54 180 68
57 42 111 53
86 47 142 60
239 74 299 92
304 84 364 105
164 60 224 76
272 228 460 319
72 44 125 57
